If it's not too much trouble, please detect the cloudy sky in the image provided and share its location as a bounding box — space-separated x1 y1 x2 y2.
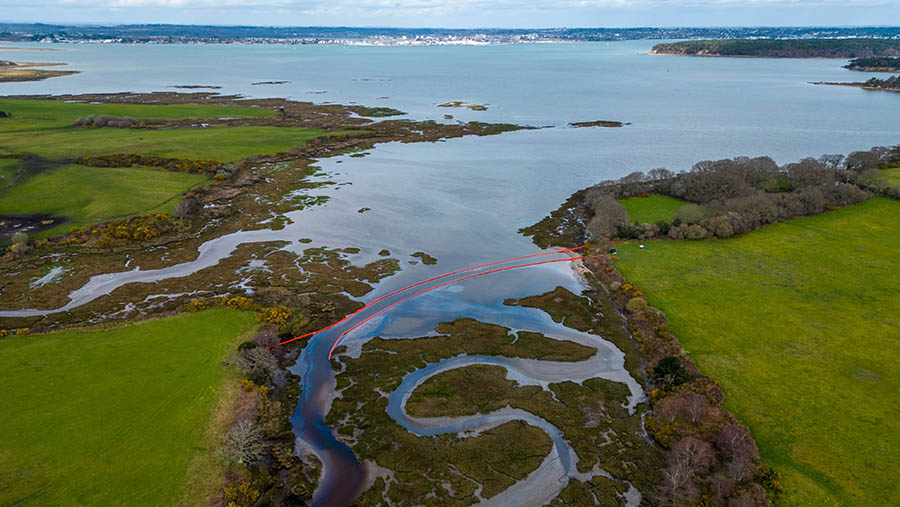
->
1 0 898 28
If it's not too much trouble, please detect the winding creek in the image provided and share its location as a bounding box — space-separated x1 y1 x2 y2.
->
3 39 900 505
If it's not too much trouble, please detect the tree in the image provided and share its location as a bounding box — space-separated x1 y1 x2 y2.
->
716 424 759 463
221 419 266 464
237 346 279 384
671 436 717 476
658 461 699 506
648 167 674 181
586 195 629 239
845 150 883 172
620 171 646 184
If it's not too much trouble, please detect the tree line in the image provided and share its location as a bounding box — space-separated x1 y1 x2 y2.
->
652 39 900 58
862 75 900 90
586 144 900 241
844 56 900 71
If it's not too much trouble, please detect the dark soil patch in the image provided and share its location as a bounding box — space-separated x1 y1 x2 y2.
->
0 214 68 239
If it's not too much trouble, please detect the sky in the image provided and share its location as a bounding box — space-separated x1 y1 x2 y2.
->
0 0 899 28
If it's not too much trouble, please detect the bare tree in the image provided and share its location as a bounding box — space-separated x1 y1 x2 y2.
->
656 390 710 425
710 473 738 504
174 195 200 218
238 347 279 384
658 461 699 506
717 424 760 470
648 168 674 181
221 419 266 464
671 436 717 476
620 171 646 184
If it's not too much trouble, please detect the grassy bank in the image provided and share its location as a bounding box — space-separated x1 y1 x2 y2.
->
612 198 900 505
0 309 259 505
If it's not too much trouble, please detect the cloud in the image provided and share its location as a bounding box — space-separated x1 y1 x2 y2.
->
1 0 896 27
33 0 897 8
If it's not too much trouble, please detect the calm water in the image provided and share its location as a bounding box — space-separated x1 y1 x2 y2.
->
2 41 898 505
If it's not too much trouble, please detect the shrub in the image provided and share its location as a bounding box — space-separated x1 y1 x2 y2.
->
184 299 207 312
223 481 260 507
258 305 293 329
652 356 689 388
174 196 200 218
673 204 708 225
702 215 734 238
15 328 30 336
823 182 869 207
626 297 648 313
756 463 785 500
684 224 711 240
221 296 259 311
237 340 257 351
667 224 689 240
0 329 8 338
656 220 672 235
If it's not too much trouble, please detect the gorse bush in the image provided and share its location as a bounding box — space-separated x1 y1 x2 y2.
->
258 305 293 330
76 153 222 174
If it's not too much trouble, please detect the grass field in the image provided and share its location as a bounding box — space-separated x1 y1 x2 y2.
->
0 98 347 238
0 98 336 162
0 125 334 162
880 167 900 189
0 157 19 186
619 194 688 223
613 198 900 505
0 98 276 125
0 164 208 238
0 309 259 506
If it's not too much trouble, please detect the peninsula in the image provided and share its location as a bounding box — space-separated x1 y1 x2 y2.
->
651 39 900 58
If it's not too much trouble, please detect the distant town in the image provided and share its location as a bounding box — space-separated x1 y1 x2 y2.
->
2 23 900 45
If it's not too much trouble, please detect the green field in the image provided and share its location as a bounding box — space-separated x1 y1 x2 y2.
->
0 125 334 162
0 98 347 239
0 157 19 186
0 164 207 237
0 309 259 506
619 194 688 223
0 98 276 124
613 198 900 505
880 167 900 189
0 98 332 162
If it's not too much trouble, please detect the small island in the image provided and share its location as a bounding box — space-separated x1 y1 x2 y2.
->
843 56 900 72
0 60 78 82
569 120 629 128
439 100 488 111
651 39 900 58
